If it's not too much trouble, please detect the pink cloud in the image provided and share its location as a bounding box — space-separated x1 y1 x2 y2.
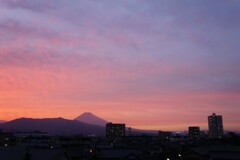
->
0 0 240 131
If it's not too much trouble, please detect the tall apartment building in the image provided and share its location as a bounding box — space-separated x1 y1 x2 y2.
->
208 113 224 138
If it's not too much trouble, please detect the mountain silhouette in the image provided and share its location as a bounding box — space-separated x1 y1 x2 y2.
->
0 117 105 135
74 112 108 127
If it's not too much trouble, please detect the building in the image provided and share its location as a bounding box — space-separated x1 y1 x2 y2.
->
188 126 200 140
182 145 240 160
208 113 224 138
0 147 72 160
0 132 16 147
158 131 172 142
106 123 125 138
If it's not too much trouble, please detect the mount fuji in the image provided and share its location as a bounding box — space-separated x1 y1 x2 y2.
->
74 112 108 127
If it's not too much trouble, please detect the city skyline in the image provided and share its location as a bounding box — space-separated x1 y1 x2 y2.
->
1 0 240 131
0 112 227 133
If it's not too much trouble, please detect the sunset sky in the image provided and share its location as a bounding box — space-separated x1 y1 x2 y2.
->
0 0 240 131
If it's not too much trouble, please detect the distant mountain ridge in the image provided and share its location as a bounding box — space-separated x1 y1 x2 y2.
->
0 117 105 135
74 112 108 127
0 113 159 136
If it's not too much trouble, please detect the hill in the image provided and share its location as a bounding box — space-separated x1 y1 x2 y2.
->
0 117 105 135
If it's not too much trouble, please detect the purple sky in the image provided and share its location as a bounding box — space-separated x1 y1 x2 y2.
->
0 0 240 131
